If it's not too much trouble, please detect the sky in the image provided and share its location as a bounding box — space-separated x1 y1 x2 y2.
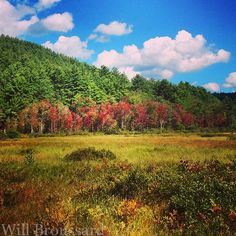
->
1 0 236 92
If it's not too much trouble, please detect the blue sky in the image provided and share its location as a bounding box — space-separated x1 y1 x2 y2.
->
1 0 236 92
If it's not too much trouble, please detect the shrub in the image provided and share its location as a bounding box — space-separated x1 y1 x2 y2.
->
7 131 20 139
22 149 35 165
160 161 236 232
0 131 7 140
104 129 120 135
99 149 117 160
111 168 150 199
200 133 216 137
175 123 185 131
201 133 227 138
227 133 236 140
64 147 117 162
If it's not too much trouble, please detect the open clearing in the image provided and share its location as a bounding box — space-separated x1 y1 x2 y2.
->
1 134 236 164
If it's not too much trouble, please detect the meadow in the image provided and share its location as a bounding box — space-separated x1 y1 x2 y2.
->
0 133 236 235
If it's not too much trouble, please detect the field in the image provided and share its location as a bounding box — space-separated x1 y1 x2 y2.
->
1 134 236 235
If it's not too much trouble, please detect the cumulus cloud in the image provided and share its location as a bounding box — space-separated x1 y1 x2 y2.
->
35 0 61 10
94 30 230 79
0 0 38 37
42 36 94 59
118 67 138 80
88 34 97 40
28 12 74 35
203 82 220 92
41 12 74 32
89 21 133 43
223 72 236 88
88 33 109 42
15 4 36 17
0 0 70 37
94 21 133 36
96 35 110 43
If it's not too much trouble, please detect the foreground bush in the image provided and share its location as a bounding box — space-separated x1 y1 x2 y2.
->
0 131 7 140
154 160 236 234
1 157 236 235
228 133 236 140
7 131 20 139
1 131 21 139
64 147 117 161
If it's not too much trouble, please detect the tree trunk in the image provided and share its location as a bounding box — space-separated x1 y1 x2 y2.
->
31 125 34 134
160 120 164 133
121 119 124 130
39 121 44 134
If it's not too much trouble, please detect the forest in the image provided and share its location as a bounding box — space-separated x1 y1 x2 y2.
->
0 34 236 134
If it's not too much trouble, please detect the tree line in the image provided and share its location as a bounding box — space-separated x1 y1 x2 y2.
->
12 100 225 134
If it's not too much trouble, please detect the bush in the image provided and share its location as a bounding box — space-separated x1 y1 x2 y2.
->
23 149 35 165
201 133 227 138
104 129 120 135
0 131 7 140
200 133 216 137
64 147 117 162
158 160 236 232
227 133 236 140
175 123 185 131
111 167 150 199
7 131 20 139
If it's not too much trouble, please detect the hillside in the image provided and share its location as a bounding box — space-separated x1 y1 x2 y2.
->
0 35 235 131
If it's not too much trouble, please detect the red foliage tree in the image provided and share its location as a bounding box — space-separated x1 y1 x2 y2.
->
182 112 194 127
65 111 73 130
156 103 169 132
133 104 148 130
49 105 59 132
81 106 98 131
72 112 82 132
96 104 116 131
173 104 194 128
114 101 132 130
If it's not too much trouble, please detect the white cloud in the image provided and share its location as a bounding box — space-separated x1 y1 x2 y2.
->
88 33 110 43
160 70 174 79
223 72 236 88
94 21 133 36
35 0 61 10
88 33 97 40
203 82 220 92
119 67 138 80
15 4 36 17
94 30 230 79
0 0 38 37
89 21 133 43
0 0 68 37
95 35 110 43
41 12 74 32
42 36 94 59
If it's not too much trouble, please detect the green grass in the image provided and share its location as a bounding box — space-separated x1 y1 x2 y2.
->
0 134 236 235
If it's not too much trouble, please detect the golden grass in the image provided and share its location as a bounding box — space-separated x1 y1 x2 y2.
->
0 134 235 164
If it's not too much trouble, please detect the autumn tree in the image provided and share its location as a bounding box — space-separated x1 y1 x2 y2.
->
114 101 132 130
156 104 169 132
